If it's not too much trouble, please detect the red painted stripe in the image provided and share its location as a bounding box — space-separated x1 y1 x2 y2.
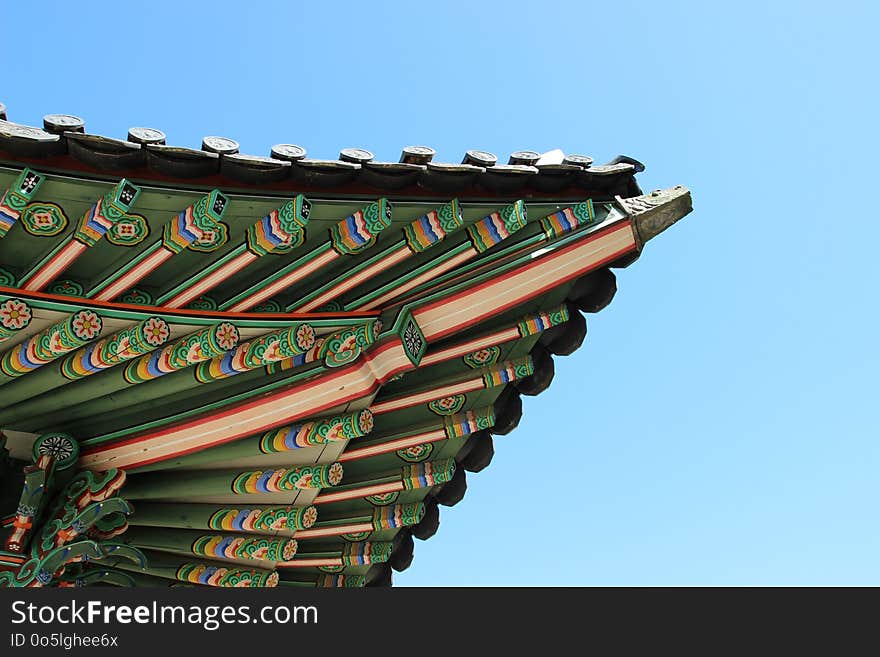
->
164 251 259 308
226 249 338 312
295 245 411 312
295 522 372 539
414 221 634 342
21 240 88 291
0 285 377 320
314 482 402 505
93 248 174 301
79 221 636 469
79 339 405 465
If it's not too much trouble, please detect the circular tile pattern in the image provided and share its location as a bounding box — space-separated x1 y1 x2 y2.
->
127 127 166 145
21 202 68 236
270 144 307 161
107 213 149 246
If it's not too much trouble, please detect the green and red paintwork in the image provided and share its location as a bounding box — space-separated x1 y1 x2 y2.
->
0 135 691 587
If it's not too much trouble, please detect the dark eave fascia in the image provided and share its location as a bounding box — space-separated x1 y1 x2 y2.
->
0 118 642 202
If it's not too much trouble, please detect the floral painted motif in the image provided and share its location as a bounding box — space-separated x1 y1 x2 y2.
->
365 492 399 506
463 346 501 368
33 432 79 471
296 323 315 351
396 443 435 463
215 323 239 351
21 202 68 237
118 288 152 305
143 317 170 346
185 296 217 311
0 299 31 330
46 280 85 297
301 505 318 528
358 409 374 434
72 311 101 340
106 214 149 246
188 221 229 252
402 317 425 365
428 394 467 416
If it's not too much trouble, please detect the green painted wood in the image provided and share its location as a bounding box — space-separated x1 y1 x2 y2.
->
0 165 589 303
129 409 371 473
0 323 238 426
0 317 171 411
390 201 606 305
128 502 317 535
121 527 298 563
101 549 278 587
123 462 343 501
276 571 365 587
285 199 463 311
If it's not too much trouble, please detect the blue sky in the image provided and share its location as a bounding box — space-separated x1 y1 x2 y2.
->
3 1 877 585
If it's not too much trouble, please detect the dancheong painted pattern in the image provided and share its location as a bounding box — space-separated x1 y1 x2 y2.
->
0 106 692 587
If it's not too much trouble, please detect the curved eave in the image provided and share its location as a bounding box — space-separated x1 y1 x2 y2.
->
0 119 642 201
0 120 694 587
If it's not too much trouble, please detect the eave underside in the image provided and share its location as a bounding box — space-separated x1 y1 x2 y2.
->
0 149 691 588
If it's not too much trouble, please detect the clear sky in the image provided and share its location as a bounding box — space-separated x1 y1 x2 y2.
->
3 1 877 585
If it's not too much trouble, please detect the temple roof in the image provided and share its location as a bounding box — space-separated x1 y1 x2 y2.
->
0 112 643 199
0 108 692 588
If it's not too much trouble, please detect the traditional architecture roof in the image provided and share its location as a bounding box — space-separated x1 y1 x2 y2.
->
0 107 693 588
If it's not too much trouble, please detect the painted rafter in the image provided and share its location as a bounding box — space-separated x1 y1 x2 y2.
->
123 462 344 502
18 179 142 292
77 218 611 469
100 549 278 588
120 526 299 566
390 200 598 308
286 199 464 312
67 305 560 450
371 355 534 417
47 322 374 441
341 200 528 311
294 503 423 542
0 168 45 238
277 540 390 570
130 409 374 473
128 503 318 538
277 573 366 588
219 198 393 312
338 406 494 464
314 458 457 508
87 190 228 301
0 316 171 411
0 322 241 427
155 195 311 308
